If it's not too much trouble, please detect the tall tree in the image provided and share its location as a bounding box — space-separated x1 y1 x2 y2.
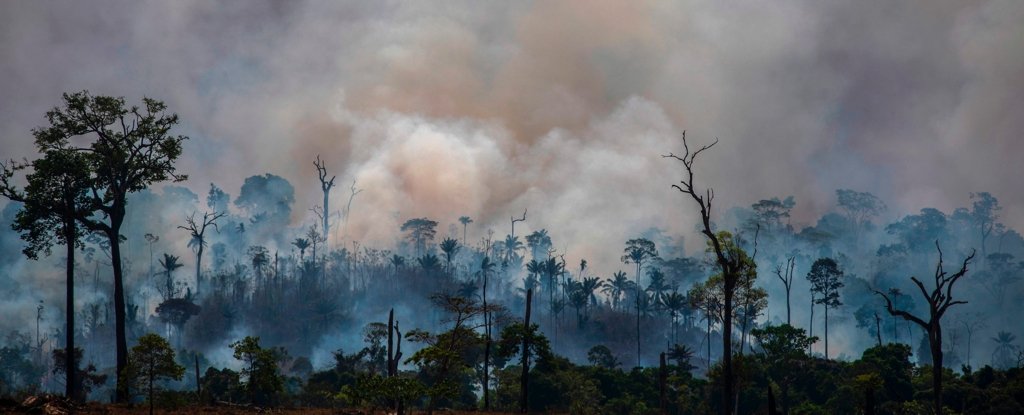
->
807 257 844 359
665 133 745 414
1 148 92 401
836 189 886 229
458 216 473 245
874 242 975 415
969 192 1000 261
313 155 336 243
773 254 797 325
178 210 225 296
29 92 188 401
439 237 460 280
401 218 438 256
622 238 658 367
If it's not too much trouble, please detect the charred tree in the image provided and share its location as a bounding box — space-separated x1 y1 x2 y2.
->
875 242 975 415
664 132 743 415
178 210 225 297
313 155 336 243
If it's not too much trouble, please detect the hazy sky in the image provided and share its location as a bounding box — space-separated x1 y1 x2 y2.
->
2 0 1021 269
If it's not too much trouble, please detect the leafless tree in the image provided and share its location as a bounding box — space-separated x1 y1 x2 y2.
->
874 242 975 415
313 155 336 245
178 211 226 296
664 131 743 415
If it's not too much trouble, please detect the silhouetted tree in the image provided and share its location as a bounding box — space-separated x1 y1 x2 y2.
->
622 238 658 367
807 257 844 358
773 253 797 325
751 324 817 415
29 91 188 401
665 133 744 414
313 155 337 242
874 242 975 415
439 237 460 279
125 333 184 415
459 216 473 245
1 148 92 400
969 192 1000 261
179 210 225 296
401 218 438 256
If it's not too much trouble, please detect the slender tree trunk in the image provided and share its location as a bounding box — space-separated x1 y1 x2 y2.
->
195 354 201 398
195 241 204 296
659 352 667 414
64 219 76 401
931 323 944 415
785 287 791 326
636 263 642 367
824 305 829 359
808 298 814 354
387 309 395 377
521 289 532 414
110 223 129 402
723 282 735 415
149 361 155 415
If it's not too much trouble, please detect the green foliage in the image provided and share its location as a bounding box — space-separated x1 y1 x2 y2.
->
124 333 184 411
230 336 284 406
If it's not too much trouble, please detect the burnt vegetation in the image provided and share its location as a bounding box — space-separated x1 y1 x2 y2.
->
2 94 1024 414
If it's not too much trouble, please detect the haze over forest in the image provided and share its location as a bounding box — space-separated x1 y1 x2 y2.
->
1 1 1023 413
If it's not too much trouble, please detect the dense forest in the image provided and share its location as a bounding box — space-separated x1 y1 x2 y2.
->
1 92 1022 415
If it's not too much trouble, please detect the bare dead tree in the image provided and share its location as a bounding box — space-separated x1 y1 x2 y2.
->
511 209 527 240
343 179 363 240
874 241 975 415
663 131 742 415
178 210 226 297
314 155 337 245
773 255 796 326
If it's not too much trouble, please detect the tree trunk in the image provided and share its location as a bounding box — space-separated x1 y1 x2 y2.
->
636 263 642 367
723 282 734 415
659 352 667 414
521 289 532 414
149 360 155 415
931 323 944 415
387 309 395 377
785 287 791 326
824 305 829 359
110 222 129 403
195 241 204 296
195 354 201 398
64 218 76 401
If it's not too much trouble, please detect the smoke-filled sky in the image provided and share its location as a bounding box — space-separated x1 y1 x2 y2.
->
2 0 1022 271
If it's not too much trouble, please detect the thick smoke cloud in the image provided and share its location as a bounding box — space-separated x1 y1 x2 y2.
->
1 0 1022 365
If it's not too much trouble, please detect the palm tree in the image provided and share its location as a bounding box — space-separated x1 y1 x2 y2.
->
458 216 473 244
248 246 270 283
439 238 460 279
292 238 310 262
389 254 405 278
622 238 659 367
661 291 688 343
992 331 1018 368
646 267 671 307
158 254 185 300
667 343 696 373
603 271 630 310
525 229 552 260
502 234 525 263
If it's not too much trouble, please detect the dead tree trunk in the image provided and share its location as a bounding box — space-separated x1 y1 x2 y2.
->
874 242 975 415
664 133 742 415
313 155 336 245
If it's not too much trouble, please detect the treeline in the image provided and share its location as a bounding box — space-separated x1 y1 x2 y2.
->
2 92 1024 414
